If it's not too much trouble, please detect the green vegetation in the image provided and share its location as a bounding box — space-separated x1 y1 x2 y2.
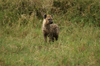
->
0 0 100 66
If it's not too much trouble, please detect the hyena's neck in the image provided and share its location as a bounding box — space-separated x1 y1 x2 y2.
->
42 19 50 30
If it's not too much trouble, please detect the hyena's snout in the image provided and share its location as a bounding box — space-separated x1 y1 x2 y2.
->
50 21 53 24
49 19 53 24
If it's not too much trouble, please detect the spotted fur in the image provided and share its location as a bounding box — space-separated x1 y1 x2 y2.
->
42 15 59 42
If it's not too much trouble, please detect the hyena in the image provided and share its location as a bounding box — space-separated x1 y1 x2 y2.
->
42 14 59 42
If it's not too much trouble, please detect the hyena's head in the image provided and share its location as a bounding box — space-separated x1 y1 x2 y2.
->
43 14 53 25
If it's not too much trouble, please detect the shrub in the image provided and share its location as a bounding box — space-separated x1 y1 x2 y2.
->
51 0 100 26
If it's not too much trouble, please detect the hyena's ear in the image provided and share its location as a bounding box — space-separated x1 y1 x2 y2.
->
44 14 47 19
51 14 53 18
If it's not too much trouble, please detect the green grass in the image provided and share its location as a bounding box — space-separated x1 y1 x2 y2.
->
0 22 100 66
0 0 100 66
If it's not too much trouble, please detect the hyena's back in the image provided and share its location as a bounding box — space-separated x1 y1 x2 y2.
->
50 24 59 40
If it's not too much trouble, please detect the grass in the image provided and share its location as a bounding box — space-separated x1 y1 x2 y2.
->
0 20 100 66
0 0 100 66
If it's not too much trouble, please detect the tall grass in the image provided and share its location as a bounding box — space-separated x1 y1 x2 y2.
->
0 0 100 66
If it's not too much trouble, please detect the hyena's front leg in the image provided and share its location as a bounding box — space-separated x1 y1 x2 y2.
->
49 34 54 42
43 33 47 42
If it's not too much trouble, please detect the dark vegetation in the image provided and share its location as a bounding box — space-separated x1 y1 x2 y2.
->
0 0 100 26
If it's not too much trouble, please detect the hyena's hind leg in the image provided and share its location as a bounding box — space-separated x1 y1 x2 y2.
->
55 35 58 41
49 35 54 42
55 27 59 41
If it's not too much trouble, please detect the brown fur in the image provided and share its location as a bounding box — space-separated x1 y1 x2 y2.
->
42 15 59 42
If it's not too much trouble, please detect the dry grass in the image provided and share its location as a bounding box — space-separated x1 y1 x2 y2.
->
0 0 100 66
0 21 100 66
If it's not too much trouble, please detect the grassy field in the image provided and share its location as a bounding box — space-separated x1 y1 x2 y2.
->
0 19 100 66
0 0 100 66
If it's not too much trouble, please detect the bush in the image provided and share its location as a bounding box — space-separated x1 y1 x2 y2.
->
0 0 47 26
51 0 100 26
0 0 100 26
